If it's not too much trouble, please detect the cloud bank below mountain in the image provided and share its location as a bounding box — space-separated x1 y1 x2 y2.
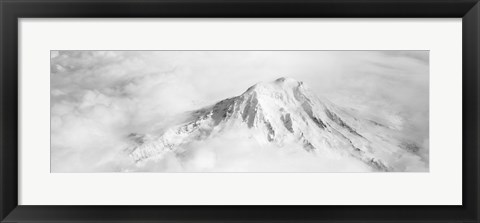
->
50 51 429 172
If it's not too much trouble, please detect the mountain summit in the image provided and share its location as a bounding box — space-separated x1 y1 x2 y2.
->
125 77 426 172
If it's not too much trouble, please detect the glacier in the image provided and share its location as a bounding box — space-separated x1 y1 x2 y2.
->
123 77 427 172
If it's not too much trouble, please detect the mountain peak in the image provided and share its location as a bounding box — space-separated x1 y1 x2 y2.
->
124 77 418 172
274 77 300 84
243 77 305 95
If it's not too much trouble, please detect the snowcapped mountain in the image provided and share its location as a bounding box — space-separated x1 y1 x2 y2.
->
124 77 427 172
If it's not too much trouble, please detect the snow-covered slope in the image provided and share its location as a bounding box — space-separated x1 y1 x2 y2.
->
124 77 427 172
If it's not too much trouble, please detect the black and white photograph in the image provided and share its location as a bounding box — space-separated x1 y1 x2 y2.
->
50 51 429 172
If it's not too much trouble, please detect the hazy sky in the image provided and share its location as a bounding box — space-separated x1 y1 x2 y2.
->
50 51 429 172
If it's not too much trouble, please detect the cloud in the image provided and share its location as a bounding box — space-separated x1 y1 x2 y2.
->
123 127 374 172
50 51 429 172
50 51 202 172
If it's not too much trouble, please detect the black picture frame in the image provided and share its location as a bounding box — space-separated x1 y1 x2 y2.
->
1 0 479 222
